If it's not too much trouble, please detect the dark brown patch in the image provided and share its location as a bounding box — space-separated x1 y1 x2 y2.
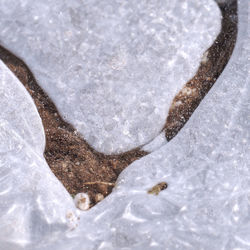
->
0 0 237 207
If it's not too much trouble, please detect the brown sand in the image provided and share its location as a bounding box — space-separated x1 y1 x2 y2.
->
0 0 237 207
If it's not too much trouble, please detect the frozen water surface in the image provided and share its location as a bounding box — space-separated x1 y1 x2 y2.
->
1 0 250 249
0 61 78 249
0 0 221 154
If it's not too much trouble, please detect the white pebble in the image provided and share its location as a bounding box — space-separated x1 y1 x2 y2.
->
74 193 90 211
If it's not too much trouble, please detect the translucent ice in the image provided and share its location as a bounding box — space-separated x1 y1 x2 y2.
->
0 61 78 249
1 0 249 249
0 0 221 154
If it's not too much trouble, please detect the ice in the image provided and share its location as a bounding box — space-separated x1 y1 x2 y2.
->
142 131 167 152
0 0 221 154
0 0 249 249
0 61 78 249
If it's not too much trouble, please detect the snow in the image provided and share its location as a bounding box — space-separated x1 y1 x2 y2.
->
0 0 221 154
0 0 249 249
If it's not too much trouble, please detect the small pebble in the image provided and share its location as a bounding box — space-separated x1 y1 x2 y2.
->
74 193 90 211
95 193 104 202
148 182 168 195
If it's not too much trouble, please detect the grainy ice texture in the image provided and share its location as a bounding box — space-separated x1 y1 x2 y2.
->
0 0 221 154
0 61 79 249
0 1 249 249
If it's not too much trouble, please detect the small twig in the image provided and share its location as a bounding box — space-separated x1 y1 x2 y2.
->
83 181 115 186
